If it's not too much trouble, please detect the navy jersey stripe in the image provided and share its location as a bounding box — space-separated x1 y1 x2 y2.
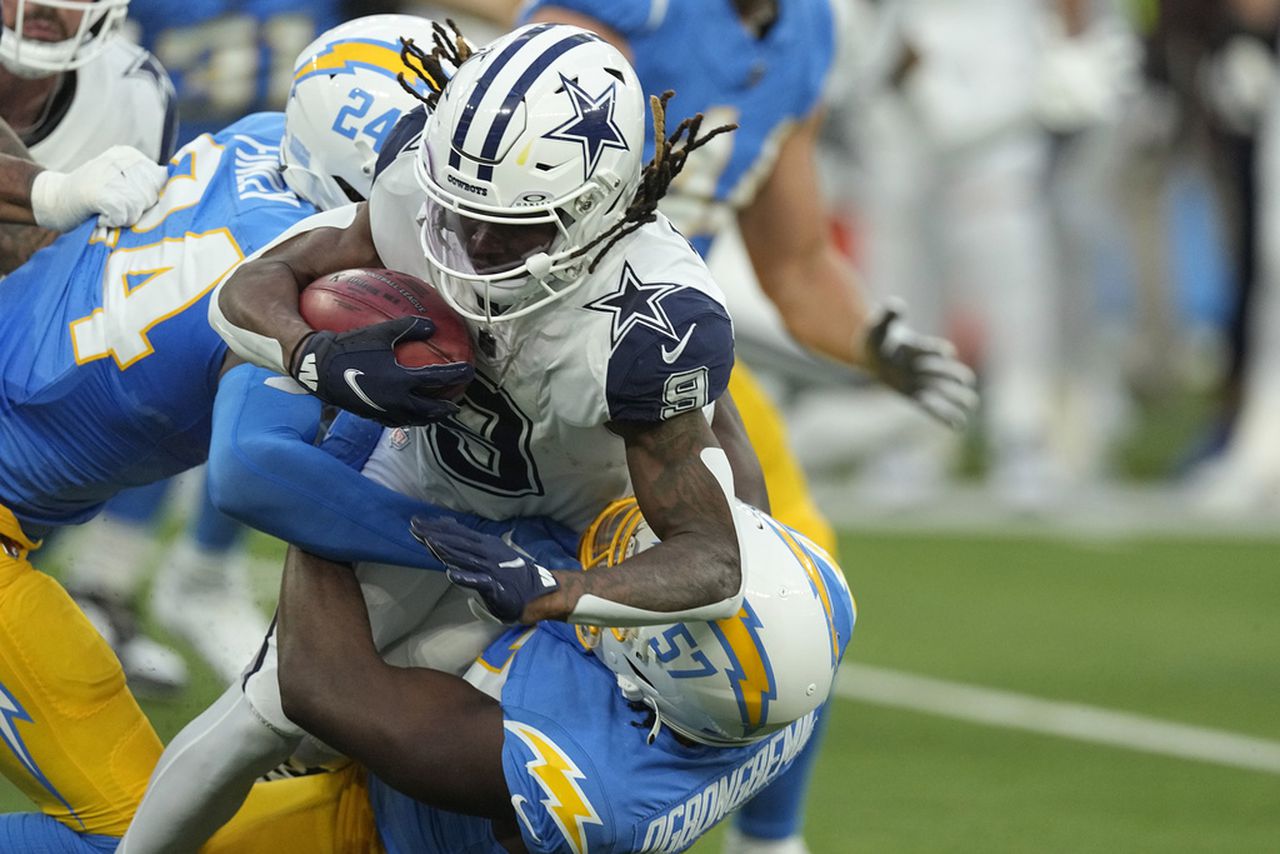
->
449 22 556 170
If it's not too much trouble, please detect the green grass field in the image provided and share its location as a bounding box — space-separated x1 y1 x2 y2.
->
3 529 1278 852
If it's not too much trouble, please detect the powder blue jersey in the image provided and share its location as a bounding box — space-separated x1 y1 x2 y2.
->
0 113 316 536
370 531 855 854
521 0 836 256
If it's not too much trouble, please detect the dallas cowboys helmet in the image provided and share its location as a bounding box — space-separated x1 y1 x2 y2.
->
415 22 646 322
0 0 129 77
282 15 441 212
580 497 856 746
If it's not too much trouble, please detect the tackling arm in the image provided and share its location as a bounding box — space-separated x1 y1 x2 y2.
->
276 547 517 826
0 120 168 272
0 120 52 270
528 410 743 625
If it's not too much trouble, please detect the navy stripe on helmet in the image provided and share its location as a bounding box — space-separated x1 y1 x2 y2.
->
449 23 556 170
475 31 598 181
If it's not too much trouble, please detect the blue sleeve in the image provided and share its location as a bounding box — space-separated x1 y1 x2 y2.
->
209 364 581 569
604 290 734 422
519 0 662 35
208 363 449 569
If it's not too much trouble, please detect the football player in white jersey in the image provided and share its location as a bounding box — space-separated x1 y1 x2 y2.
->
119 22 772 853
0 0 176 271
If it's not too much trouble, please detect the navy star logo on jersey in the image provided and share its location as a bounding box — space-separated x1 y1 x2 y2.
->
542 74 629 182
585 262 683 347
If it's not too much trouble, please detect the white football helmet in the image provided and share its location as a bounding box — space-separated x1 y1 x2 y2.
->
580 498 856 746
414 22 646 322
282 14 442 212
0 0 129 77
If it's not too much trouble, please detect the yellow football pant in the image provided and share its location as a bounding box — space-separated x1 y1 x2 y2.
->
204 764 383 854
728 365 837 556
0 505 161 836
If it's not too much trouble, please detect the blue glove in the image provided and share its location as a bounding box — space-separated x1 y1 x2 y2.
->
291 316 474 427
410 515 560 622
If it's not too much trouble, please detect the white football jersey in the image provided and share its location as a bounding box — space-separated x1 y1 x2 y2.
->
26 38 175 171
365 146 736 529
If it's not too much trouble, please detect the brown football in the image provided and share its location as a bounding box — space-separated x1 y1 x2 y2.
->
299 268 473 400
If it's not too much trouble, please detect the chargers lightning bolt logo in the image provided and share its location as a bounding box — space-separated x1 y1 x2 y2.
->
293 38 428 92
0 681 82 828
711 601 777 737
505 721 602 854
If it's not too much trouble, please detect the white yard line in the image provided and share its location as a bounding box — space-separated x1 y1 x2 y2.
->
836 663 1280 775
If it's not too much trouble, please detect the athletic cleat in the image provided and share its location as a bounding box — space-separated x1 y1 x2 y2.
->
149 539 269 685
71 589 188 697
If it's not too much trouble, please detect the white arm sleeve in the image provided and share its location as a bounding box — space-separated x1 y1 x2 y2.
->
566 448 748 627
208 203 363 375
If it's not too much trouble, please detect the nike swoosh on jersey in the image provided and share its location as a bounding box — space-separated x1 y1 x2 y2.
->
660 323 698 364
343 369 387 411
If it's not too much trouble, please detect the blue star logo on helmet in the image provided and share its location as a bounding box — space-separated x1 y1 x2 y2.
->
542 73 629 182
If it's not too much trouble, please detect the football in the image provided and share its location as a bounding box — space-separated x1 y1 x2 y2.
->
299 268 473 399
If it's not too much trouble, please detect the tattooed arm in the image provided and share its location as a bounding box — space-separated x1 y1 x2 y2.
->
524 409 742 623
0 119 56 272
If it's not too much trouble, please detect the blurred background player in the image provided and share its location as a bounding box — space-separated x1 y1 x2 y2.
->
48 0 350 689
796 0 1141 510
0 0 191 692
0 0 175 274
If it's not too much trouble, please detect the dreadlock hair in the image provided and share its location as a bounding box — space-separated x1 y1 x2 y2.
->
397 18 472 110
578 90 737 272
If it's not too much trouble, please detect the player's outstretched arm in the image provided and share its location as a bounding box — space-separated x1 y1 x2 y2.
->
276 546 518 833
739 112 978 428
0 119 168 271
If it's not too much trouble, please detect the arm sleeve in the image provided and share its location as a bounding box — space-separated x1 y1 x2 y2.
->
208 363 452 569
208 364 583 571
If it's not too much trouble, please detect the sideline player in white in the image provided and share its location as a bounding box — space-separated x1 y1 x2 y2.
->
121 22 777 852
0 0 175 270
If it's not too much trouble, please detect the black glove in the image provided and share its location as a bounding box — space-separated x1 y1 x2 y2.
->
864 304 979 430
410 515 560 623
291 316 473 426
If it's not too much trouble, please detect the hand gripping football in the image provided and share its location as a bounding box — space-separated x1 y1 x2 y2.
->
300 268 474 399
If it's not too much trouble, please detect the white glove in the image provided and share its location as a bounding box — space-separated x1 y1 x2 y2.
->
1036 18 1141 132
30 145 168 231
863 303 979 430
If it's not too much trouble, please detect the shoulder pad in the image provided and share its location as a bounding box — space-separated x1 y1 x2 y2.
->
587 261 734 422
374 106 428 181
